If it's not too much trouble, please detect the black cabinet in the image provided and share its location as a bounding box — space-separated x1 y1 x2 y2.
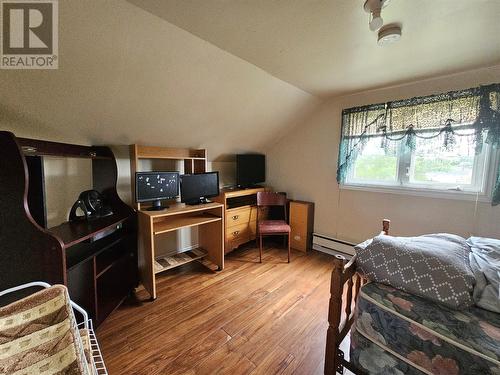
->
0 131 138 326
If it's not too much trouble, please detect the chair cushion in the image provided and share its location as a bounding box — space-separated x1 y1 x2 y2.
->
258 220 291 233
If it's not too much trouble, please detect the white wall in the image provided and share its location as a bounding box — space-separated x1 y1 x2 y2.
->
267 65 500 243
4 0 498 247
0 0 317 249
43 158 92 228
0 0 319 158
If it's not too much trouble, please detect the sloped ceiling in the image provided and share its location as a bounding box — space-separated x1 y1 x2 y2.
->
127 0 500 97
0 0 320 159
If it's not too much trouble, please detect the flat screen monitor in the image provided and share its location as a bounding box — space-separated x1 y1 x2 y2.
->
135 171 179 210
236 154 265 187
180 172 219 205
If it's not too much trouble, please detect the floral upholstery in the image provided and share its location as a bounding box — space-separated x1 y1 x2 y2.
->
258 220 290 233
350 282 500 375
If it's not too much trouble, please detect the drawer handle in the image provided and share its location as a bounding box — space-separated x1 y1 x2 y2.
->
232 215 239 220
232 231 240 236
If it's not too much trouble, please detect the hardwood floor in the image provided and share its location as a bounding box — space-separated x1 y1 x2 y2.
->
97 243 342 375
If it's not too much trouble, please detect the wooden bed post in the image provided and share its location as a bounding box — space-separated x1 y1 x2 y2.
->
382 219 390 235
324 254 345 375
324 219 391 375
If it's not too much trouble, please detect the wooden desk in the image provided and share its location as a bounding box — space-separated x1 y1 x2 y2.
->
138 202 224 299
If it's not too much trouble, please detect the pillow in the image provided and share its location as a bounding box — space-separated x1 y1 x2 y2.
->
467 236 500 313
356 234 475 309
354 238 372 252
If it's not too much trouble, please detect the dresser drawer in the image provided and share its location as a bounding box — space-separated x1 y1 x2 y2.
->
226 236 251 253
226 207 252 228
226 222 251 251
224 206 269 253
226 222 251 241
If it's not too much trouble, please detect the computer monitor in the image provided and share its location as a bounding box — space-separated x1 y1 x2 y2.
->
135 171 179 211
180 172 220 205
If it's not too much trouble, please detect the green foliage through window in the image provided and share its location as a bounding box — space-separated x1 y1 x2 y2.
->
354 155 397 181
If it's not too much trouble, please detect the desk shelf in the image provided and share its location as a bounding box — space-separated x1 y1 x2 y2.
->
49 214 129 248
154 248 207 274
138 202 224 300
153 214 221 235
130 144 208 211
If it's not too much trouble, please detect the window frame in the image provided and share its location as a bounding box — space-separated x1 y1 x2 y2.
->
342 139 499 202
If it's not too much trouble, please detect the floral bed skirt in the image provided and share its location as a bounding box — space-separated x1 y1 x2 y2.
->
349 282 500 375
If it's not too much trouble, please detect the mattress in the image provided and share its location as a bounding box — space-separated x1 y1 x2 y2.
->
350 282 500 375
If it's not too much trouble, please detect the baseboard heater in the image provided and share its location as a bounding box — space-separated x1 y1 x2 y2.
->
312 233 355 257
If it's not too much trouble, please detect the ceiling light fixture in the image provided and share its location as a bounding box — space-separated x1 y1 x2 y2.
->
363 0 391 32
377 24 402 46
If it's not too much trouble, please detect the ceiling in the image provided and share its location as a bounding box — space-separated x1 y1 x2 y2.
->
0 0 319 159
127 0 500 97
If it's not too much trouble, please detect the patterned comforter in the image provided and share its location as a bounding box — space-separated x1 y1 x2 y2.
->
350 282 500 375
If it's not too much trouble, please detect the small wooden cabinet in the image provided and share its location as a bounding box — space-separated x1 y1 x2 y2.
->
289 201 314 252
213 187 268 254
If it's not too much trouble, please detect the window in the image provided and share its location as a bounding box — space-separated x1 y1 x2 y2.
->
345 131 492 195
350 136 398 184
337 84 500 204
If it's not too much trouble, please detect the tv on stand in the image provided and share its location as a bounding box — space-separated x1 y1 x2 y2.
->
236 154 265 188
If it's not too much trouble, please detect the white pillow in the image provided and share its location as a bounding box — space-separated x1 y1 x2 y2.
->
467 236 500 313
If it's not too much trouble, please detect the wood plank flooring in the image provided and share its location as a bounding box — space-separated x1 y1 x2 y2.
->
97 243 344 375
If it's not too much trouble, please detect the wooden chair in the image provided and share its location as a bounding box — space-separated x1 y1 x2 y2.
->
256 192 291 263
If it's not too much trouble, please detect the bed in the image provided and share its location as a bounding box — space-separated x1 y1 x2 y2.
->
324 220 500 375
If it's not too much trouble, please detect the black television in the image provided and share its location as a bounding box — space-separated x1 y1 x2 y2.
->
180 172 220 205
236 154 265 187
135 171 179 211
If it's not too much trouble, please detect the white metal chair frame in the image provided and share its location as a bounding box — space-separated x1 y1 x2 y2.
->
0 281 108 375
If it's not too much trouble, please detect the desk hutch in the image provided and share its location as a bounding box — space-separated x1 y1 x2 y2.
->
0 131 137 325
130 144 207 210
131 144 223 300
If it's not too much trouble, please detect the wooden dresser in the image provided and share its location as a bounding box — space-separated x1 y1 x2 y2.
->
213 187 268 254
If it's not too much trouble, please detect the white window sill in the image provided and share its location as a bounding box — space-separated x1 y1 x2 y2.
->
340 183 491 203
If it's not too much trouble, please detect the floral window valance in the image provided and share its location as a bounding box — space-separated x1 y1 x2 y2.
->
336 83 500 205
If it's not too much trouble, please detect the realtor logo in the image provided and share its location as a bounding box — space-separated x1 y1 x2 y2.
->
1 0 58 69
